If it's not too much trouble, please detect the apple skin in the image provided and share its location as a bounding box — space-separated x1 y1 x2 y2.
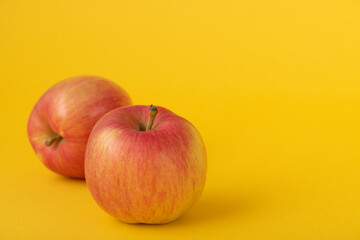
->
85 105 207 224
27 76 132 178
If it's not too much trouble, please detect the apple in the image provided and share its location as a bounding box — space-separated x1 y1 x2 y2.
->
85 105 207 224
27 76 132 178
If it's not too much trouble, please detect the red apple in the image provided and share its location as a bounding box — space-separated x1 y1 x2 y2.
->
27 76 132 178
85 105 207 224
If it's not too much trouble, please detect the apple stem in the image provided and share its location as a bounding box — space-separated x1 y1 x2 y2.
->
45 135 63 147
145 105 158 131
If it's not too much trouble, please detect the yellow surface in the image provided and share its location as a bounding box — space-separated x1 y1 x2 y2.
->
1 0 360 239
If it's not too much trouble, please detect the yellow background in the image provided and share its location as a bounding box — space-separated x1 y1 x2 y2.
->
1 0 360 239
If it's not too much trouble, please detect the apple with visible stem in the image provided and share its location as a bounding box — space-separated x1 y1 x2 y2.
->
27 76 132 178
85 105 207 224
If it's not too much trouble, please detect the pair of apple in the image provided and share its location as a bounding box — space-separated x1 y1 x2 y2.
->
27 76 207 224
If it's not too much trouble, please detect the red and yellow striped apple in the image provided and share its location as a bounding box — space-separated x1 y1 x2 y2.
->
85 105 207 224
27 76 132 178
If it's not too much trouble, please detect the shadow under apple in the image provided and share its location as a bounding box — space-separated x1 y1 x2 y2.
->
50 174 87 187
114 188 262 228
170 190 259 227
